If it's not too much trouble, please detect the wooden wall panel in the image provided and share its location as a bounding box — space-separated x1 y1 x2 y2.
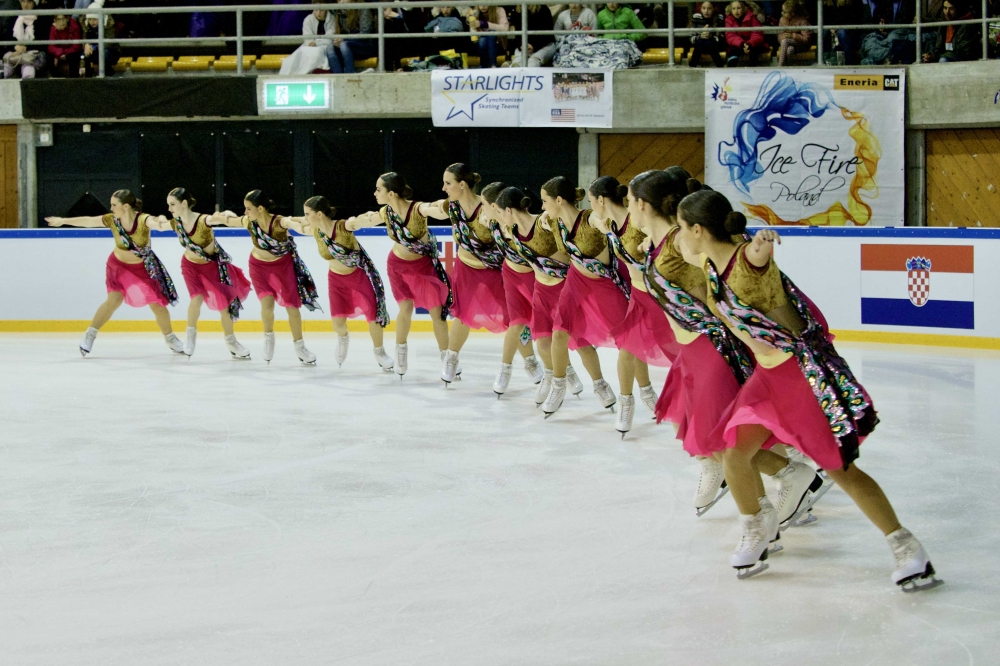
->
599 133 705 185
0 125 17 228
926 129 1000 227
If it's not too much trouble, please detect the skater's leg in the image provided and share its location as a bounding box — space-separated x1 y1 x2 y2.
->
723 424 771 515
260 296 276 333
516 332 535 359
429 306 450 350
90 291 125 329
551 330 570 377
754 448 790 475
368 320 384 348
536 335 552 369
395 300 413 344
187 295 203 329
149 304 173 335
332 316 349 337
634 358 650 388
448 320 470 353
617 350 636 396
286 307 303 342
825 464 901 535
576 345 603 381
220 310 235 337
501 326 521 364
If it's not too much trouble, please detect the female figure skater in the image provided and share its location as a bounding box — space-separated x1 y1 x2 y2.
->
632 170 819 525
420 163 508 386
589 176 676 437
347 173 451 378
676 189 941 590
46 189 184 356
213 190 319 365
159 188 252 358
495 186 586 406
281 195 394 372
539 176 628 418
479 181 545 396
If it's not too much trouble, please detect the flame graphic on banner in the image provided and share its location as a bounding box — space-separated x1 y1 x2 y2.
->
744 106 882 226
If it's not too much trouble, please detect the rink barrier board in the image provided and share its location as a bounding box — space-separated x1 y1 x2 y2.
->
3 226 1000 349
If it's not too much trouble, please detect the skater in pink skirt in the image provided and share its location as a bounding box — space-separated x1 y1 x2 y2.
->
676 188 942 590
46 189 184 357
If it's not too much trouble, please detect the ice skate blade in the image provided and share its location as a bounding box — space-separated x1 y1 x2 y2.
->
695 484 730 517
229 352 251 360
494 392 503 400
543 411 557 419
768 542 783 554
79 348 89 357
299 359 317 366
791 511 817 527
736 562 769 580
901 576 945 593
605 403 616 411
617 430 628 440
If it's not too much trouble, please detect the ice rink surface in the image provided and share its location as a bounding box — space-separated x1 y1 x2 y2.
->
1 332 997 665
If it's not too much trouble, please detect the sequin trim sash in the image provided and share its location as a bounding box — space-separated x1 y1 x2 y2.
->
448 201 504 270
111 215 178 306
318 228 390 328
247 219 321 312
556 217 631 300
172 217 243 321
384 204 452 320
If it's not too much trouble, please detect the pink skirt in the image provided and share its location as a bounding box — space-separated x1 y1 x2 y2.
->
502 262 535 328
553 266 628 351
386 252 449 311
449 259 507 333
181 256 252 313
716 355 860 471
105 253 169 308
328 268 378 322
249 253 301 309
611 288 679 368
530 279 565 339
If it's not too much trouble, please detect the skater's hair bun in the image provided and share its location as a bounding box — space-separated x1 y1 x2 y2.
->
588 176 628 206
677 189 745 242
446 163 481 189
496 186 533 212
480 181 507 204
628 169 694 219
245 189 276 212
380 172 413 199
168 187 196 209
112 189 142 213
542 176 585 203
304 195 336 219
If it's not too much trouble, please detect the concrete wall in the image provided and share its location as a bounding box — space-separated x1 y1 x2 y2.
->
0 81 23 122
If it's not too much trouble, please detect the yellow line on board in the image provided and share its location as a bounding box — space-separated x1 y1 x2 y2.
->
829 330 1000 350
0 320 437 333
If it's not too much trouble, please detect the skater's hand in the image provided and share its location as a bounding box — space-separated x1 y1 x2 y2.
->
746 229 780 267
45 216 64 226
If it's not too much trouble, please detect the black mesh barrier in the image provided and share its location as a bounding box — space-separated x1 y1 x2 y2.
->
139 129 219 218
388 128 471 205
313 128 387 220
222 128 295 216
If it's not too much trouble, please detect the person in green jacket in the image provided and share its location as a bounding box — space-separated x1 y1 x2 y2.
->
596 3 647 41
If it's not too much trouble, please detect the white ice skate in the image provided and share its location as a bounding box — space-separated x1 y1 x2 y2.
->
566 365 584 397
263 332 275 364
638 384 658 417
494 363 512 398
395 343 408 378
694 456 728 516
184 326 197 356
535 369 554 406
335 334 349 367
165 333 185 354
79 326 98 357
732 498 780 580
225 334 251 359
773 461 820 530
373 346 394 372
543 376 567 418
441 350 460 385
759 496 783 554
523 354 544 384
615 394 635 439
440 349 462 381
887 527 944 593
295 338 316 365
593 378 617 411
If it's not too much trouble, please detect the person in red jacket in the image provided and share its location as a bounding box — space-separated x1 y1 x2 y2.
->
724 1 765 66
48 14 82 78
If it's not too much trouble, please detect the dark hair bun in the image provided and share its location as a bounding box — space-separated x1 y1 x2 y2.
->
724 211 748 235
686 178 703 194
574 187 586 202
472 172 482 186
616 184 629 200
403 185 413 198
660 193 681 218
520 196 532 210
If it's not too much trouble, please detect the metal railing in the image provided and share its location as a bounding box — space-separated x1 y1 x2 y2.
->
0 1 995 76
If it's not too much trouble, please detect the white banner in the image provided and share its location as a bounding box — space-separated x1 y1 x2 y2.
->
431 68 612 128
704 69 905 226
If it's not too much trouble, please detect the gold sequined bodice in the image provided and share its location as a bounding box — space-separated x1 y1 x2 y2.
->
515 218 559 258
617 216 648 263
242 214 287 250
653 227 704 295
314 219 360 260
103 212 151 249
380 202 428 243
172 214 214 248
554 210 607 259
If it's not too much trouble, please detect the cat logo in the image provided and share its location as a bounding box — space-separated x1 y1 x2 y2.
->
883 75 901 91
834 74 901 91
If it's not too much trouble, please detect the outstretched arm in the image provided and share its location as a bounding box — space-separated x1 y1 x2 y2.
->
45 215 105 228
418 199 449 220
745 229 779 267
280 216 308 235
208 211 242 227
145 215 173 232
345 211 384 231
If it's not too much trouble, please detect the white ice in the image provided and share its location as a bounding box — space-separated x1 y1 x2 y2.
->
0 333 997 665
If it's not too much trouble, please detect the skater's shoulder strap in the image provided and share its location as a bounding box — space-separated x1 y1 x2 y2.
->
557 209 606 259
653 227 703 296
618 216 648 263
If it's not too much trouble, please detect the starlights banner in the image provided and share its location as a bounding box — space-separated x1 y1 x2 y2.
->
431 68 613 128
705 69 905 226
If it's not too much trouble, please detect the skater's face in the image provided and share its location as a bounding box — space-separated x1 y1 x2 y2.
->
478 195 494 222
303 205 325 226
539 189 559 216
166 195 187 217
442 171 463 201
626 188 648 233
676 209 706 254
244 200 267 222
589 194 608 221
374 178 391 205
110 197 132 220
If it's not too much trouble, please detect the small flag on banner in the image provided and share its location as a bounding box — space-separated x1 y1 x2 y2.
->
551 109 576 123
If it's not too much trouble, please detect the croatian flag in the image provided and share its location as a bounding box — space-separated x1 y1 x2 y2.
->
860 244 974 329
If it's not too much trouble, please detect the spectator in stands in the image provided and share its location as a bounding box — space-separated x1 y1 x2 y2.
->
689 1 726 67
3 0 46 79
823 0 862 64
777 0 812 64
509 4 556 67
279 0 336 74
597 2 647 41
725 0 765 65
1 0 21 51
468 4 508 68
555 3 598 33
331 0 376 73
267 0 310 37
922 0 981 61
425 5 463 33
81 2 120 76
48 13 83 77
859 0 917 64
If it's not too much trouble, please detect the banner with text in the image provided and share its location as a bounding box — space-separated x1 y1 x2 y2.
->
431 68 613 128
704 69 905 226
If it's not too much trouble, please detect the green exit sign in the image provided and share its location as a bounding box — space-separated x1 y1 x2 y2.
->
263 80 331 111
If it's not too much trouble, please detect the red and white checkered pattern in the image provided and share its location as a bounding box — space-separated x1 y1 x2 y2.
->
907 269 930 307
